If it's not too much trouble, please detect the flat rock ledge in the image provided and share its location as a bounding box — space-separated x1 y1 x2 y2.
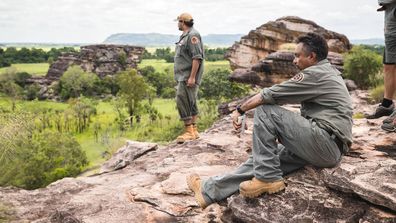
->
0 90 395 223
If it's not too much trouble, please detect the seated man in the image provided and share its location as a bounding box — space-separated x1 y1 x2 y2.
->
186 32 353 209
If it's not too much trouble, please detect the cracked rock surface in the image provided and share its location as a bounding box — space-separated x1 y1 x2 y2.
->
1 90 395 222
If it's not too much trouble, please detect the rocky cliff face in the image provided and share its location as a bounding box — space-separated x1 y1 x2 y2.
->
46 44 145 81
27 44 145 100
228 51 345 87
225 16 351 70
1 90 395 223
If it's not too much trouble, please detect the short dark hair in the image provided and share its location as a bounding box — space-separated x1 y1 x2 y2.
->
184 19 194 27
296 33 328 61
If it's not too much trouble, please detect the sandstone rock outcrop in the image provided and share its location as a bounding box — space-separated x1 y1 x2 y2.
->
46 44 145 81
27 44 144 100
226 16 351 70
1 90 395 222
229 51 345 87
225 16 351 88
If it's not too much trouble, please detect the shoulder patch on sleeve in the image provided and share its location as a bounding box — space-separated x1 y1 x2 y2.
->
291 72 304 82
191 36 200 44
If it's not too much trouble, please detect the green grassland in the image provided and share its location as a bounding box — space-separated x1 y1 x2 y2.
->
0 58 230 170
0 96 218 170
138 59 230 72
0 63 49 76
0 59 230 78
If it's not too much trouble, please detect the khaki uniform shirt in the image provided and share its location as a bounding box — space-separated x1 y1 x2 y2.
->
174 28 204 85
260 59 353 147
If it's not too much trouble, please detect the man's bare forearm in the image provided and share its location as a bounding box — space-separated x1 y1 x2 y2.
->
240 93 265 112
190 59 200 79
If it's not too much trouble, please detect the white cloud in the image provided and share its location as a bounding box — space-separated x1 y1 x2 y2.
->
0 0 385 43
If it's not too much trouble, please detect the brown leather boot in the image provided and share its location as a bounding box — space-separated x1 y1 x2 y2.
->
186 174 209 209
193 124 200 139
239 177 285 198
176 125 196 143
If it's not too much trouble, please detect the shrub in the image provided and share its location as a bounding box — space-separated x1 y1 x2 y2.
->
343 46 382 89
25 83 41 100
140 65 174 97
59 66 100 99
0 113 88 189
200 68 250 100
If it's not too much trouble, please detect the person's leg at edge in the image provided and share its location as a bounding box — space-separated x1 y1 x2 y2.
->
367 37 396 119
381 64 396 131
383 64 396 107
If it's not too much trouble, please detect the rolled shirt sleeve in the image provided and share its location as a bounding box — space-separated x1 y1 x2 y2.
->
188 35 204 60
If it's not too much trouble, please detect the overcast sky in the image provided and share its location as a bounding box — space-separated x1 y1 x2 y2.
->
0 0 384 43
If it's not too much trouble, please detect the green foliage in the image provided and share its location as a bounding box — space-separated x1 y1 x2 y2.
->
0 47 78 68
141 47 228 62
68 97 97 133
369 83 396 103
204 47 227 61
0 113 88 189
0 63 49 76
359 44 385 55
0 68 32 88
13 72 32 87
0 48 11 68
118 50 128 68
343 46 383 89
116 69 152 126
0 69 25 110
161 87 176 98
370 84 385 103
200 68 250 100
59 66 100 99
353 113 365 119
140 65 174 97
142 49 152 59
25 83 41 100
154 47 175 63
101 75 119 95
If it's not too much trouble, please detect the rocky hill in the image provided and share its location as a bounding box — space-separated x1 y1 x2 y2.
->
0 90 395 223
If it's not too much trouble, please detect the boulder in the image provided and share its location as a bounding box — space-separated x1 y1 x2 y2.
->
226 16 351 70
229 51 345 87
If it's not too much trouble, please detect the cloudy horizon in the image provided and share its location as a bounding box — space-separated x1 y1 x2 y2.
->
0 0 385 43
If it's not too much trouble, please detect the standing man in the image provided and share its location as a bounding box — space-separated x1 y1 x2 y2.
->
173 13 204 143
367 0 396 133
187 33 353 209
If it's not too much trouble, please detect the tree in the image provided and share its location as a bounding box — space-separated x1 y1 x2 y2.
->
68 97 97 133
0 68 32 110
116 69 152 127
25 83 41 100
343 46 383 89
0 113 88 189
140 66 174 97
200 68 250 100
59 66 100 99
